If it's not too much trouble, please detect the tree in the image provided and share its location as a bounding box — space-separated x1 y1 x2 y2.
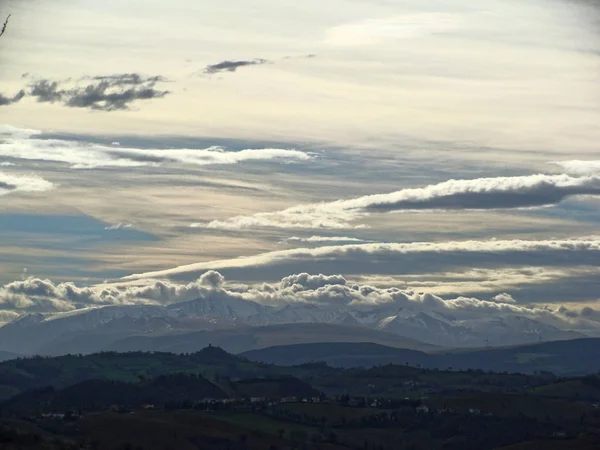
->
0 15 10 38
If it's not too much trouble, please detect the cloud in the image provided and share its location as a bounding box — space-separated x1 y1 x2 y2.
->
203 59 269 75
0 90 25 106
0 125 313 169
553 160 600 176
0 310 19 325
280 273 347 290
284 236 368 244
104 223 133 230
123 237 600 281
492 293 517 304
2 271 597 334
324 13 463 46
200 174 600 230
0 172 54 196
26 73 170 111
0 271 229 315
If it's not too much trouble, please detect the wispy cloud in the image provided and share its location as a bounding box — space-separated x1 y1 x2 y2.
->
200 174 600 230
0 125 314 169
0 172 54 196
203 59 269 75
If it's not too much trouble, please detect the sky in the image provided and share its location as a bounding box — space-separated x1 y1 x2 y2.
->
1 0 600 330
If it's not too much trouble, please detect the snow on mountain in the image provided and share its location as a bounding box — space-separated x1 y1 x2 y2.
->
463 315 586 346
0 295 587 355
168 295 273 319
375 310 476 347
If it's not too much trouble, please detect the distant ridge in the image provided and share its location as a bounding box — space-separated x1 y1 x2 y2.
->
242 342 430 368
104 323 436 354
242 338 600 375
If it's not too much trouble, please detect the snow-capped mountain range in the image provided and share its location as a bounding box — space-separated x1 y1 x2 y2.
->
0 295 584 356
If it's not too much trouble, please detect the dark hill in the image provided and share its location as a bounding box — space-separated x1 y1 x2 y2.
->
0 374 227 414
435 337 600 376
243 338 600 375
0 349 271 401
0 351 20 363
233 375 320 399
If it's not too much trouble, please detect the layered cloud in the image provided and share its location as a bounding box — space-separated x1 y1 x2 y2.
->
0 126 312 169
123 237 600 282
0 172 54 196
201 174 600 230
25 74 170 111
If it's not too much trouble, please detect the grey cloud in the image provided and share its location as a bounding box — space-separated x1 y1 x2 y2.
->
29 80 65 103
0 181 17 191
27 74 170 111
203 59 269 74
106 150 179 164
0 90 25 106
90 73 167 86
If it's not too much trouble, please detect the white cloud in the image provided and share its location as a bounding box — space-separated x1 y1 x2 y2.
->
0 271 230 315
0 125 313 169
104 222 133 230
201 173 600 230
123 237 600 281
0 162 16 167
0 171 54 196
553 160 600 176
324 13 463 46
3 271 597 334
492 293 517 304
